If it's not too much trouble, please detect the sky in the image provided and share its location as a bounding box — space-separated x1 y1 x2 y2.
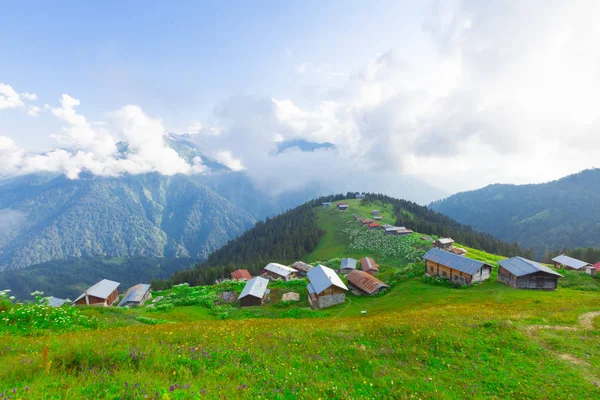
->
1 0 600 199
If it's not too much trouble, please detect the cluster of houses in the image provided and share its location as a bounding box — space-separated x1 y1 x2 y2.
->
44 280 154 308
231 256 389 309
424 240 600 290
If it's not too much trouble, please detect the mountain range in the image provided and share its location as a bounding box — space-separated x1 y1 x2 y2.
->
430 169 600 256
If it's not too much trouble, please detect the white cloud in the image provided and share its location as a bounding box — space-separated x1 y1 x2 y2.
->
21 92 38 101
0 83 25 110
27 105 41 117
215 150 245 171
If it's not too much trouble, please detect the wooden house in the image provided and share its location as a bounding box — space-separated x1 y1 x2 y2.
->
261 263 298 281
498 257 563 290
231 269 252 281
371 210 380 215
552 254 591 271
395 228 414 237
423 248 491 285
368 222 380 230
322 202 332 207
290 261 314 276
360 257 379 274
337 203 349 211
347 270 389 295
239 277 270 307
307 265 348 309
433 238 455 251
360 219 374 225
118 284 152 307
373 216 383 221
339 258 357 274
72 279 120 307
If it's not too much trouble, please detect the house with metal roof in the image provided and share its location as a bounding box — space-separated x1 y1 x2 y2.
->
307 265 348 309
360 257 379 274
261 263 298 281
45 296 70 307
498 257 563 290
368 222 380 230
72 279 120 307
337 203 349 211
347 270 389 295
433 238 455 251
231 269 253 281
448 247 467 256
118 284 152 307
290 261 314 276
373 216 383 221
339 258 357 274
395 228 414 237
551 254 591 271
239 277 270 307
360 219 374 225
322 202 332 207
423 248 491 285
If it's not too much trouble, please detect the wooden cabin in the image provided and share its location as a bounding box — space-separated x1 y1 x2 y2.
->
347 270 388 295
337 203 349 211
239 277 270 307
231 269 252 281
395 228 414 237
433 238 454 250
423 248 491 285
360 257 379 274
307 265 348 309
373 216 383 221
118 284 152 307
261 263 298 281
322 202 332 207
368 222 380 230
72 279 120 307
448 247 467 256
360 219 374 225
551 254 591 271
339 258 357 274
498 257 563 290
290 261 314 276
371 210 380 215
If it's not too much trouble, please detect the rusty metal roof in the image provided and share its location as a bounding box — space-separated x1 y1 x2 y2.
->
231 269 252 281
290 261 314 273
360 257 379 273
347 271 389 295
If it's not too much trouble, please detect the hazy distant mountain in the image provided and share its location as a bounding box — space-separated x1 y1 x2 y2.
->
430 169 600 256
276 139 335 153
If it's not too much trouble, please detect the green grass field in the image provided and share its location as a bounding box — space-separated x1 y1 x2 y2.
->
2 199 600 399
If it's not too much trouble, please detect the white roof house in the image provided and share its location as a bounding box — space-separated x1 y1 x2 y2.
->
72 279 120 305
239 277 270 299
552 255 591 270
437 238 454 245
307 264 348 295
263 263 298 279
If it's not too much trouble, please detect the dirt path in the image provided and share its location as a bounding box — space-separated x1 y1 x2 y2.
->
525 311 600 335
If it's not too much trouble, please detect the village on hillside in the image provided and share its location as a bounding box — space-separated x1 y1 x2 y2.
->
38 195 600 312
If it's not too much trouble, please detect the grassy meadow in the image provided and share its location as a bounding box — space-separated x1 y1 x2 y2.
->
2 198 600 399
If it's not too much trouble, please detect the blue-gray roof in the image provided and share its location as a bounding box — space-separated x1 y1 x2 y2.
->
118 284 151 307
551 255 590 270
72 279 120 304
499 257 563 277
239 277 270 299
307 265 348 294
340 258 357 270
423 248 490 275
46 297 69 307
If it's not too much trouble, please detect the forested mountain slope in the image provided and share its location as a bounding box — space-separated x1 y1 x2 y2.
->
431 169 600 256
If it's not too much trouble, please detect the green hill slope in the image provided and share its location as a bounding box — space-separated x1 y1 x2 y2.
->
430 168 600 256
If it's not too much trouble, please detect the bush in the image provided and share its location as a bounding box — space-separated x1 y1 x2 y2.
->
421 275 468 289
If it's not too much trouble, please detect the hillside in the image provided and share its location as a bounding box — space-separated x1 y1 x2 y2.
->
431 169 600 256
161 194 531 287
2 196 600 398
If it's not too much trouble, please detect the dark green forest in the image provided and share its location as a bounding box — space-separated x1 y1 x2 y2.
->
0 257 194 300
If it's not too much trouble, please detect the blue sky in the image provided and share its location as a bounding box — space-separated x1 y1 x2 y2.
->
1 1 599 198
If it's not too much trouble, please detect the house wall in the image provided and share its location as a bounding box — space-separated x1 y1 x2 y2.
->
425 260 473 285
311 286 346 309
262 270 296 281
240 295 263 307
434 242 453 251
498 267 558 290
74 289 119 307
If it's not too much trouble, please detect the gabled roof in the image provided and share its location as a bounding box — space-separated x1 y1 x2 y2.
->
593 262 600 271
436 238 454 245
290 261 314 273
499 257 563 277
368 222 379 228
347 271 389 294
360 257 379 273
118 284 151 306
239 277 270 299
552 255 590 270
340 258 357 270
361 219 374 224
307 265 348 294
73 279 120 303
231 269 252 280
264 263 297 277
423 248 489 276
396 228 413 235
46 297 69 307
